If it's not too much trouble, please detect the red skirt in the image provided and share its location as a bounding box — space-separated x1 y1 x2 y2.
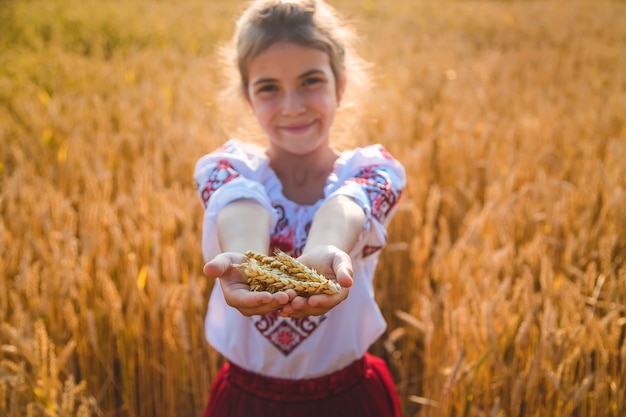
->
203 352 402 417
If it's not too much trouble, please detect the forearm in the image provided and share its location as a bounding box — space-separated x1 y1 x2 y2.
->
217 199 270 254
303 195 366 254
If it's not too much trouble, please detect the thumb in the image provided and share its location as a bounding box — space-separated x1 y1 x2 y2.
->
332 252 354 288
203 254 233 278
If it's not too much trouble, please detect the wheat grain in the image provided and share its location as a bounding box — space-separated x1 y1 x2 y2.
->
233 251 340 296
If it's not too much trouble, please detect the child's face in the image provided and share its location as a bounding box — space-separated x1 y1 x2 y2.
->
246 41 345 156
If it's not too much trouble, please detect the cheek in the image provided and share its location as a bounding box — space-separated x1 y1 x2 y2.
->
312 88 338 108
312 95 338 116
250 101 274 123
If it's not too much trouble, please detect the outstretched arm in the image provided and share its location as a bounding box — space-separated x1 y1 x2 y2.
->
216 198 270 254
279 195 366 318
203 199 294 316
303 195 366 253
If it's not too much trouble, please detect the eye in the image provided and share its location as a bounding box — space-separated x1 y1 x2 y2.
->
303 77 324 87
255 83 279 95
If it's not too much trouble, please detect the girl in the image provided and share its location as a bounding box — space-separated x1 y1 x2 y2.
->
194 0 406 415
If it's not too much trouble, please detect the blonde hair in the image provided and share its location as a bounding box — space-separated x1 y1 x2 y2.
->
234 0 351 95
215 0 372 148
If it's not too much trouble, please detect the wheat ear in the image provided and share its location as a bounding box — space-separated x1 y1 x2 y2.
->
232 251 340 296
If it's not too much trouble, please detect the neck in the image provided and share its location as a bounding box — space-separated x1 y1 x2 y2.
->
268 145 338 177
267 146 339 204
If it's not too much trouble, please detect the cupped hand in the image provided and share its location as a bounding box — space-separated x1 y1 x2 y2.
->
278 245 353 318
203 252 294 317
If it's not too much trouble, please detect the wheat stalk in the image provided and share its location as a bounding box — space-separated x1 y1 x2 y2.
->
233 251 340 296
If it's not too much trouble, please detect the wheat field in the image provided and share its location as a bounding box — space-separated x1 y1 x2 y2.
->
1 0 624 416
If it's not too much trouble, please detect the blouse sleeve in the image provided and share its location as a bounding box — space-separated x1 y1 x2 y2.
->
328 145 406 258
194 139 278 261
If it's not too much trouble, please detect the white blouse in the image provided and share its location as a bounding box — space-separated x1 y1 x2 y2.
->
194 139 406 379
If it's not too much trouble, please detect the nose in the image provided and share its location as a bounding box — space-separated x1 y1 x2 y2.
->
281 89 305 116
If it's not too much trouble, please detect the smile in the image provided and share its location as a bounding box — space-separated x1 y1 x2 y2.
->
279 121 315 135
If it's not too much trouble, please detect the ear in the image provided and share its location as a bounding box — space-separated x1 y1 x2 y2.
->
336 74 347 104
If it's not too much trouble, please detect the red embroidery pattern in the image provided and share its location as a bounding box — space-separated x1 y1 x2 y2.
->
252 312 325 356
345 166 401 223
378 145 394 160
269 322 304 354
198 159 240 208
269 203 310 257
269 204 295 255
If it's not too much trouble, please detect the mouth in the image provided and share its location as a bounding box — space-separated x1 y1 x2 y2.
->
279 121 315 135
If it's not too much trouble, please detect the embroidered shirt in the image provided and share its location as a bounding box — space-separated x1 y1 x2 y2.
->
195 139 406 379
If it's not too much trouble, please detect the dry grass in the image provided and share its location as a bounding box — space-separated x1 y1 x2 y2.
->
0 0 624 416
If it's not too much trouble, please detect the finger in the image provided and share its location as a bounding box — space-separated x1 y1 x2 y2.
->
272 291 290 305
274 290 296 317
279 303 295 317
241 304 285 317
228 288 293 309
284 289 298 301
307 294 334 308
307 287 348 308
284 306 326 318
203 255 232 278
332 254 354 288
290 296 309 310
226 289 273 308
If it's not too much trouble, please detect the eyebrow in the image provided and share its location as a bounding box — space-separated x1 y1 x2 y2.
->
299 69 326 79
251 69 327 87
